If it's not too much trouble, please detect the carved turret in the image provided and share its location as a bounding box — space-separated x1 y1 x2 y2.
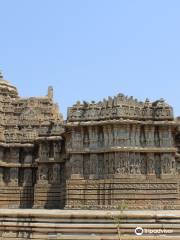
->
0 71 18 98
47 86 53 100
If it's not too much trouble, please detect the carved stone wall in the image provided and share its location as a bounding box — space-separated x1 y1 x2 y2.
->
0 71 180 210
65 94 179 210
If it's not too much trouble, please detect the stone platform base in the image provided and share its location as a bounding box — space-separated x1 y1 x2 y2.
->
0 209 180 239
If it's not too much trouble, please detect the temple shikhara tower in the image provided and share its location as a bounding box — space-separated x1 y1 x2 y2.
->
0 71 180 210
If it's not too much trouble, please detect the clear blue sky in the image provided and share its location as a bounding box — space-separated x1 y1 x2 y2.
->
0 0 180 117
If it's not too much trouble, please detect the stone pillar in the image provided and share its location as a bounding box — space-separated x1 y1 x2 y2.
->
104 153 109 176
167 126 173 147
114 152 120 174
134 153 141 174
88 126 93 148
126 124 131 146
103 126 109 147
144 126 154 147
130 125 136 146
135 125 141 147
88 126 98 149
54 142 62 161
140 153 147 175
113 125 118 146
83 127 89 148
89 154 98 179
97 154 104 178
147 153 156 178
49 164 61 183
73 128 82 149
159 126 171 147
0 147 4 160
107 125 113 147
39 143 49 162
98 127 104 147
0 167 4 185
23 168 33 186
71 127 76 149
9 168 19 186
108 153 114 175
154 127 160 147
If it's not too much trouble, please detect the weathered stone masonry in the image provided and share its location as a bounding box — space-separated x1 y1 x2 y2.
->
0 71 180 210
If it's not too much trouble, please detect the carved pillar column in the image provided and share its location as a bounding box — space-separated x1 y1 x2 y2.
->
171 155 176 174
154 127 160 147
38 143 42 161
144 126 150 147
9 167 19 186
0 146 4 160
126 124 131 146
135 125 141 147
159 126 168 147
140 153 147 175
113 125 118 146
71 127 77 149
145 126 155 147
107 125 113 147
54 142 61 161
103 126 109 147
104 153 109 177
89 126 98 149
108 153 114 176
73 128 82 149
114 152 120 174
147 153 156 178
89 154 98 179
49 164 61 183
88 126 93 148
80 126 84 149
23 168 33 186
39 143 49 162
130 125 136 146
98 127 104 148
83 128 89 148
167 126 173 147
134 153 141 174
0 167 4 185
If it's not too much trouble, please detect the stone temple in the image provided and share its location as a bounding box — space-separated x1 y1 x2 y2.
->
0 71 180 212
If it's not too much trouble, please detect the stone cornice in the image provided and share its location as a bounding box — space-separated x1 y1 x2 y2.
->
67 147 177 154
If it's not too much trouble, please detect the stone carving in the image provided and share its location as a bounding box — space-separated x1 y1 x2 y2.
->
68 94 174 122
147 153 155 175
38 166 48 182
0 71 179 211
23 169 33 186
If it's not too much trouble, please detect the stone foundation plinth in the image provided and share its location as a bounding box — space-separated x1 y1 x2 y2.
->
0 209 180 239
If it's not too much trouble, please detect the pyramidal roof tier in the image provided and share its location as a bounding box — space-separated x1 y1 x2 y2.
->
0 71 18 97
